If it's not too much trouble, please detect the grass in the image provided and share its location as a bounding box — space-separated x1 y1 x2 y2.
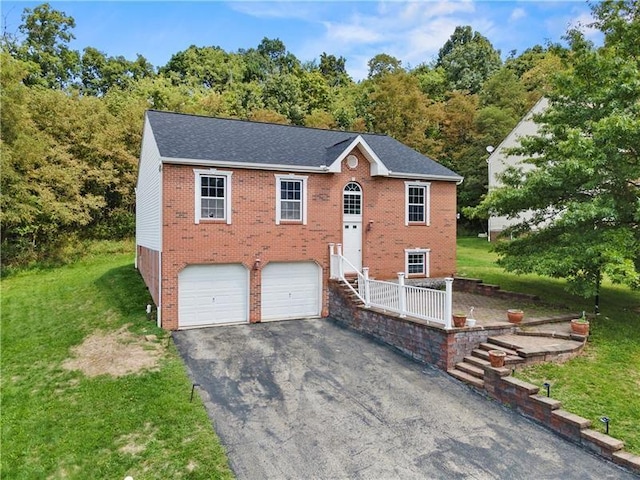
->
457 237 640 455
1 240 233 480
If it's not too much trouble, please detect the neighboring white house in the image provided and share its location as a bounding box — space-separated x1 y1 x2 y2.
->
487 97 549 242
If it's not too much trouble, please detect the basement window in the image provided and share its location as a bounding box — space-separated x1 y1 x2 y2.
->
405 248 430 277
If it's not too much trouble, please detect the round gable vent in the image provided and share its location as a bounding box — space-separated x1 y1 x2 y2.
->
346 154 359 169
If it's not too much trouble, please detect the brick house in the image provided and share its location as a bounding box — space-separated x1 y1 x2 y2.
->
136 110 462 330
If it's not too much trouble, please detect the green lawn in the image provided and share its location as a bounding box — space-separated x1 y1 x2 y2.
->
457 237 640 455
1 241 233 480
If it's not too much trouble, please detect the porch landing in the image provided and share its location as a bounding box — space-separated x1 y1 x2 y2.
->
447 291 586 389
452 291 576 328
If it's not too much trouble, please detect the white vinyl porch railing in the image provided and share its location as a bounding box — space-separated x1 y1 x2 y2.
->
329 243 453 329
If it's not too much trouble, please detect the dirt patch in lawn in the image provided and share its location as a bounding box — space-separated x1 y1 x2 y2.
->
117 423 157 456
63 325 164 377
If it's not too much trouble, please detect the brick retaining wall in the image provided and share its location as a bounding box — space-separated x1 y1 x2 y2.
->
329 279 640 474
454 277 540 302
483 365 640 474
329 280 513 369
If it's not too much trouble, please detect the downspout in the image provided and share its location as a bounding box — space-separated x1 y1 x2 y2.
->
157 251 162 328
157 161 163 329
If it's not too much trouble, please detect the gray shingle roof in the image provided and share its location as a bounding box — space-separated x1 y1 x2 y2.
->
146 110 461 181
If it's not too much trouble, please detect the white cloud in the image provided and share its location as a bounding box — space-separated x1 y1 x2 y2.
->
321 21 382 45
509 8 526 22
569 11 600 40
296 1 483 79
228 1 322 21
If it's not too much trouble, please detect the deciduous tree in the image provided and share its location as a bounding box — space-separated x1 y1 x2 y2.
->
436 25 502 93
467 0 640 305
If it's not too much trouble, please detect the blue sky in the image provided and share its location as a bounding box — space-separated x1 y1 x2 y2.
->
2 1 601 80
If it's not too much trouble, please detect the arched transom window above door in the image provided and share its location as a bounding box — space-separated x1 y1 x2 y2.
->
343 182 362 215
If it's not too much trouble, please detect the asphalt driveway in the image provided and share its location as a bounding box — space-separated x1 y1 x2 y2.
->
173 318 633 479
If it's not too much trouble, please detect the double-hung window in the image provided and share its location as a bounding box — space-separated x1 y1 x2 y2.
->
275 174 308 224
405 248 430 277
405 181 430 225
194 169 232 224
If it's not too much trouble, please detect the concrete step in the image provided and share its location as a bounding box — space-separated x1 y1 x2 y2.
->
455 361 484 379
516 331 574 341
464 355 490 369
448 368 485 389
480 342 519 357
487 336 524 352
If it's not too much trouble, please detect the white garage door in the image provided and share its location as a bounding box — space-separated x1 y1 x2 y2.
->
178 264 248 328
261 262 321 321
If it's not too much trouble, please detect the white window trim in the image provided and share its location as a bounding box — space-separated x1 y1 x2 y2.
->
343 182 362 217
405 181 431 226
194 168 233 224
405 248 431 277
275 174 308 225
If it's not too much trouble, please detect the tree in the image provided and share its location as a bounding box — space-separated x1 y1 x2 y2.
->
467 0 640 307
411 64 447 101
480 68 530 118
261 73 305 124
1 53 108 264
14 2 80 88
319 52 351 87
366 71 429 150
256 37 300 75
436 26 502 93
160 45 244 91
81 47 155 96
367 53 403 79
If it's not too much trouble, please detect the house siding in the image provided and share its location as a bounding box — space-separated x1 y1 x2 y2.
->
488 97 548 240
136 117 163 251
158 147 457 330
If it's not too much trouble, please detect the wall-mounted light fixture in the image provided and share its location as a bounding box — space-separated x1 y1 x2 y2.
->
253 258 261 270
367 220 374 232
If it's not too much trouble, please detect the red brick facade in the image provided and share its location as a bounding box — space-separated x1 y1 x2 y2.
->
155 147 457 329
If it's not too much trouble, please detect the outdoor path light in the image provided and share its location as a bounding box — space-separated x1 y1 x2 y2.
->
600 416 610 434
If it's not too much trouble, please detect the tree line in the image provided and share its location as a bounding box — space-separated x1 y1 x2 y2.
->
3 0 636 301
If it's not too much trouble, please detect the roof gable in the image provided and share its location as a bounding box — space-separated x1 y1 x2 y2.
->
145 110 462 181
326 136 389 176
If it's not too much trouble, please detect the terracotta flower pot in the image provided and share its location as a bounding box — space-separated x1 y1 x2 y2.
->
452 314 467 328
488 350 506 368
570 319 590 336
507 309 524 324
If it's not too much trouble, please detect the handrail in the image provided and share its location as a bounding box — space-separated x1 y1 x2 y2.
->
329 243 453 329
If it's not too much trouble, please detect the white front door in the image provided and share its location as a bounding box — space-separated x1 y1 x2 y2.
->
342 182 362 273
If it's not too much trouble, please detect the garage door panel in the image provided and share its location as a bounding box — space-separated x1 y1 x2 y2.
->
262 262 321 321
179 264 248 328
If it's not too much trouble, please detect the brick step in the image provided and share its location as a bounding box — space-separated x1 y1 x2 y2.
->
464 355 490 369
472 349 523 365
448 368 485 389
455 361 484 379
480 342 520 357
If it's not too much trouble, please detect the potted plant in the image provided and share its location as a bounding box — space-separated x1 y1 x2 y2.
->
488 350 506 368
507 309 524 323
452 312 467 328
570 311 590 336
